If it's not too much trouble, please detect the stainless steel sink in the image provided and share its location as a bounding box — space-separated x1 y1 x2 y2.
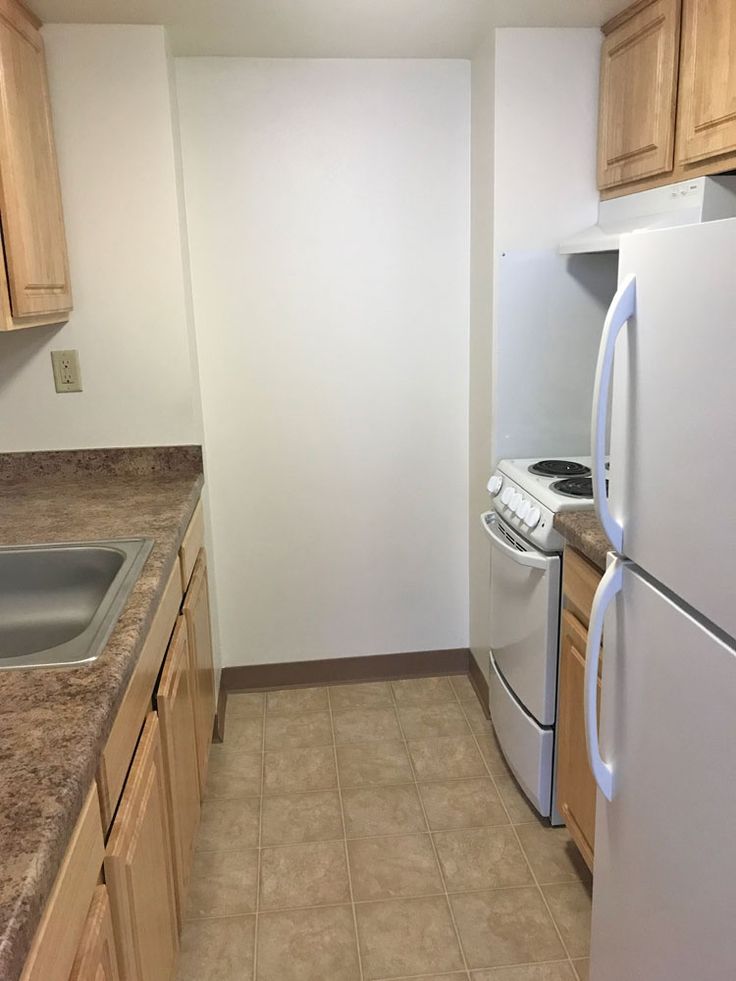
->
0 539 153 669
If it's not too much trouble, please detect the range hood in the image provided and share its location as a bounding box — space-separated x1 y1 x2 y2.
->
559 175 736 255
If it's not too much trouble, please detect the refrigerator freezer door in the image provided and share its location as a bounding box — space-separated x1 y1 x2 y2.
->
609 218 736 640
590 565 736 981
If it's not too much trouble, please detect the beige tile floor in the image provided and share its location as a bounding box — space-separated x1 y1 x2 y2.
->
177 674 592 981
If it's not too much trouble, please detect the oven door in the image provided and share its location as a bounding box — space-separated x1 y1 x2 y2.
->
481 512 560 725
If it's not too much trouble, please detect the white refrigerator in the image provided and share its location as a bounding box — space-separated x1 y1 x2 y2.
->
585 218 736 981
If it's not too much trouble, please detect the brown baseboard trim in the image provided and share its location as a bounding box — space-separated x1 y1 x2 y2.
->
221 648 471 693
213 683 227 744
468 651 490 719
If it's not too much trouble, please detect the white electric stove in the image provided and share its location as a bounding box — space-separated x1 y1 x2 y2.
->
481 456 604 823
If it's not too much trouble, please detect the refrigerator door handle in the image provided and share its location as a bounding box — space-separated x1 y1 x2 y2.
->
585 557 623 801
591 273 636 553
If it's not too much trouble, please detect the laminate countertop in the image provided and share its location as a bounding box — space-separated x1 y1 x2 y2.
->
0 446 204 981
553 509 610 571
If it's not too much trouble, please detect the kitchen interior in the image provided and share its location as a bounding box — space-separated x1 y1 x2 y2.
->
0 0 734 979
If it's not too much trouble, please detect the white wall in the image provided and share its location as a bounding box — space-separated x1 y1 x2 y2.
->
176 58 470 667
0 25 200 451
468 35 495 675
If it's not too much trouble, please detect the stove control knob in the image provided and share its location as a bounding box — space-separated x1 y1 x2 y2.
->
487 473 503 496
501 487 514 507
517 498 530 521
526 506 541 529
510 492 523 513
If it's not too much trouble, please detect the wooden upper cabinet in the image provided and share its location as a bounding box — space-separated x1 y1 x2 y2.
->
0 0 71 330
598 0 682 189
677 0 736 165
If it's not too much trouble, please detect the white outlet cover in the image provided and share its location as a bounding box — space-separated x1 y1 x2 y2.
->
51 349 83 393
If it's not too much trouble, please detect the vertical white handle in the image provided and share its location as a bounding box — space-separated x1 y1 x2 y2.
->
591 273 636 553
585 557 623 801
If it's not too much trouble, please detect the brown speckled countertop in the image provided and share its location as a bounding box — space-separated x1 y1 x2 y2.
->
0 447 203 981
554 509 610 571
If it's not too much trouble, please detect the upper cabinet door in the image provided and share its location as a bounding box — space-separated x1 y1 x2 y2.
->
0 0 71 322
677 0 736 165
598 0 682 190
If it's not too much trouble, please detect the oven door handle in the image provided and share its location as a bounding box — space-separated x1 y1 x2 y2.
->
480 512 549 571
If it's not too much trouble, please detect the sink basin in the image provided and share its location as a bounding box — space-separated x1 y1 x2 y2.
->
0 539 153 669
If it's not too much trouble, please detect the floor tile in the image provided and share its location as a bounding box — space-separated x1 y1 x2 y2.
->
541 882 592 959
187 848 258 918
392 676 456 706
397 702 470 739
264 710 332 751
257 904 360 981
333 706 402 744
356 895 464 979
197 797 260 851
336 740 413 787
261 790 343 845
474 731 507 774
516 822 588 885
450 673 479 701
471 964 575 980
433 826 533 892
266 686 329 715
329 681 393 710
492 764 539 824
450 887 565 969
461 699 493 734
342 783 426 838
177 914 255 981
224 714 264 751
348 833 443 901
419 778 508 830
572 959 589 981
263 745 337 795
408 736 486 781
260 839 351 910
226 691 265 718
205 747 262 799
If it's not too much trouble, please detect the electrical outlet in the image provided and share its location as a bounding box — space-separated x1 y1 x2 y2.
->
51 350 83 393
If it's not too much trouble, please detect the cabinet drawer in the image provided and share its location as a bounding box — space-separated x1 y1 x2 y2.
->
179 500 204 593
563 547 602 628
20 784 104 981
97 558 182 831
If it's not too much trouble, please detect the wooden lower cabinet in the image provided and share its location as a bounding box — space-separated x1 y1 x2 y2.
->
69 886 121 981
183 548 216 792
557 609 599 871
104 713 179 981
156 615 201 928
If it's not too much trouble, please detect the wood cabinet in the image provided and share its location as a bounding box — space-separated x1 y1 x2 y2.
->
104 713 179 981
0 0 71 330
183 548 216 793
156 615 201 928
598 0 681 190
69 887 122 981
677 0 736 165
556 547 603 872
599 0 736 194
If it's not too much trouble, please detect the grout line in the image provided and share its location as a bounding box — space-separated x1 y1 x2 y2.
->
251 692 267 981
326 685 366 981
453 684 581 975
390 681 472 978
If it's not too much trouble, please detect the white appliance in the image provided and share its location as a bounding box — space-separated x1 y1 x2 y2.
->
482 456 598 818
585 218 736 980
558 175 736 255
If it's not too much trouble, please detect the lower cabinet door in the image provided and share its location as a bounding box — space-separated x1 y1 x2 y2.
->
183 548 216 792
156 615 201 929
556 610 598 869
69 886 121 981
105 713 179 981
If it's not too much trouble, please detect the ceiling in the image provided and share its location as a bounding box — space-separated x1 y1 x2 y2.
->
28 0 622 57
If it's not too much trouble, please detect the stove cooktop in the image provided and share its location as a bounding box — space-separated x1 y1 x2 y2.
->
528 459 591 478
